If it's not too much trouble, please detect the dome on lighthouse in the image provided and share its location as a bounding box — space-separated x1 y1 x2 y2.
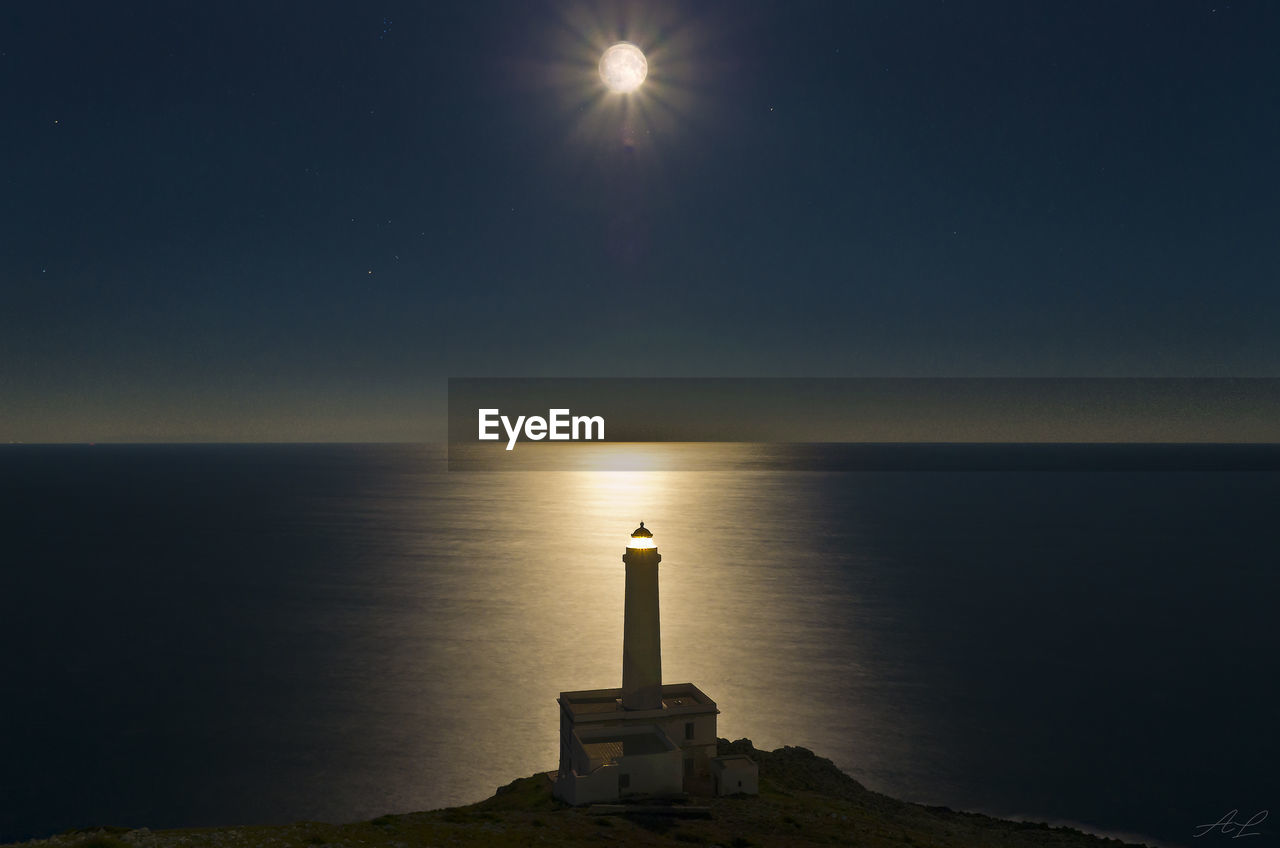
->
631 522 653 538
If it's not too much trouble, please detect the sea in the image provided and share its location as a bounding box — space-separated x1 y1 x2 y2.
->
1 443 1275 847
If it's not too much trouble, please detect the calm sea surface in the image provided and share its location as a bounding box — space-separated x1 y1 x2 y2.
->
1 444 1275 846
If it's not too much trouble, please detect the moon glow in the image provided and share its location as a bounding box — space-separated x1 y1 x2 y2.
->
599 42 648 93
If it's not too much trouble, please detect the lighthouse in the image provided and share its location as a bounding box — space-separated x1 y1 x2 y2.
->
552 523 758 804
622 522 662 710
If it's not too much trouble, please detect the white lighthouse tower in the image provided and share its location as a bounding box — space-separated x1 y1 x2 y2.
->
622 522 662 711
552 523 758 804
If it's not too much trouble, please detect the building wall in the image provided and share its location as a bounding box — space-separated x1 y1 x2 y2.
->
617 748 683 799
554 740 683 805
558 707 573 777
713 758 760 796
654 711 717 790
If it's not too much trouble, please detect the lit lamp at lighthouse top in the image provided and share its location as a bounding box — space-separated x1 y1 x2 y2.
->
626 521 657 550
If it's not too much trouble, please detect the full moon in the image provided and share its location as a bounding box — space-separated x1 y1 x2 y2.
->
599 42 647 93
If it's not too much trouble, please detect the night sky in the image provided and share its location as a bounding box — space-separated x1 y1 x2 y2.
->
3 1 1277 442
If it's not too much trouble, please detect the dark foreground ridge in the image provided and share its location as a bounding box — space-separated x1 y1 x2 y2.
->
4 739 1155 848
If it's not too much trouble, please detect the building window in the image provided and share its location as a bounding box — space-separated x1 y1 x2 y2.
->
685 758 694 777
684 722 694 740
619 773 630 790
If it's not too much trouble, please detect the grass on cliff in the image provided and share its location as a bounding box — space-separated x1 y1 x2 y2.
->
9 739 1152 848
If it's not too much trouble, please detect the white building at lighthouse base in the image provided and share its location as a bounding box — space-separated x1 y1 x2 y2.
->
553 682 721 805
